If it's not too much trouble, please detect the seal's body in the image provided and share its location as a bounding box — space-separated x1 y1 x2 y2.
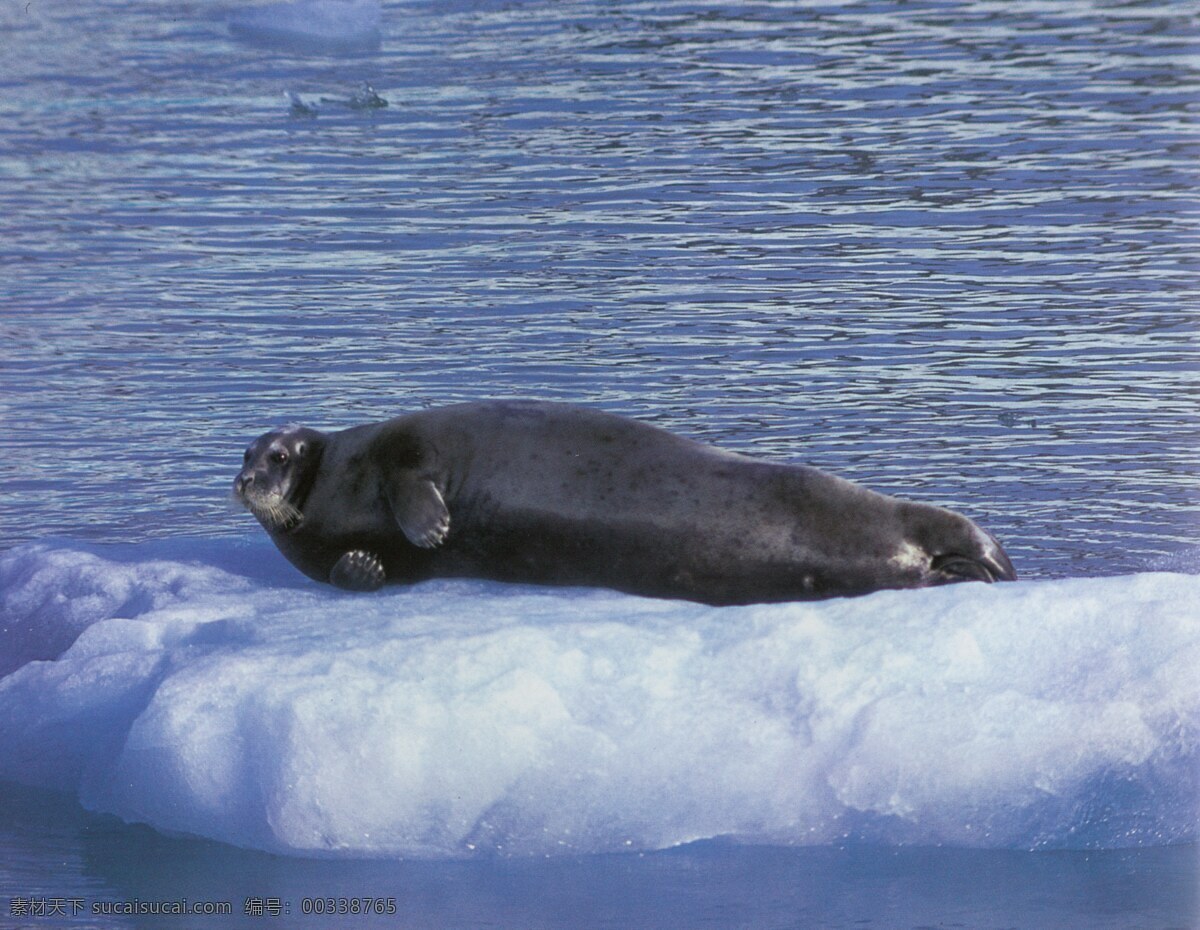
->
235 400 1015 604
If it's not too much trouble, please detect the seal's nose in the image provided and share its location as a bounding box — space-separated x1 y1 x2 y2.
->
234 473 253 495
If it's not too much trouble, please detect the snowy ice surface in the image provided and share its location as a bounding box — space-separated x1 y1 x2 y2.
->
227 0 382 52
1 541 1196 860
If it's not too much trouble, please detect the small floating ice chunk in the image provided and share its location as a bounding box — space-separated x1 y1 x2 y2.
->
286 91 318 117
229 0 382 53
347 81 387 110
319 82 388 110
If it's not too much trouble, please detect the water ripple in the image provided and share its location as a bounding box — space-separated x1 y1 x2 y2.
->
1 0 1196 578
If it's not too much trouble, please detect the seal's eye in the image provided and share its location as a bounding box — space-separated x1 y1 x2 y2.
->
271 450 289 465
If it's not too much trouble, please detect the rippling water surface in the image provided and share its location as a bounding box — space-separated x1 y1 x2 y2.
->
1 5 1198 928
1 1 1197 578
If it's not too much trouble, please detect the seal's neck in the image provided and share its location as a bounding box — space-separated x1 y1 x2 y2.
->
283 439 324 528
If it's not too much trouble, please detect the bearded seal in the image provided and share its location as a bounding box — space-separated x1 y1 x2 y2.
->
233 400 1016 604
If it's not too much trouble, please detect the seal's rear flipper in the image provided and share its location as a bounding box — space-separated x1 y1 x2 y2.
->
386 477 451 548
330 550 386 591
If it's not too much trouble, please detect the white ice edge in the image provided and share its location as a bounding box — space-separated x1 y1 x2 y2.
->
1 542 1197 859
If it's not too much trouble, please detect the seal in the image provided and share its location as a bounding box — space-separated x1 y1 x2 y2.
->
234 400 1016 604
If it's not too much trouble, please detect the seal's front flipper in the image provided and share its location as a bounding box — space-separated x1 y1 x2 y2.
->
386 477 450 548
330 550 386 591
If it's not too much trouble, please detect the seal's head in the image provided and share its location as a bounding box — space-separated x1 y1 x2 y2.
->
234 425 325 532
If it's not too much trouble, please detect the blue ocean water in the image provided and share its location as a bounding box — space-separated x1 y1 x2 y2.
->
1 0 1197 927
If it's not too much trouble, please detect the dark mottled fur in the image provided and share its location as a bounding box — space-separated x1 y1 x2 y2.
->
235 400 1015 605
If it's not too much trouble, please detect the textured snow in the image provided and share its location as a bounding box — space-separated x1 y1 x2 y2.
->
1 542 1196 859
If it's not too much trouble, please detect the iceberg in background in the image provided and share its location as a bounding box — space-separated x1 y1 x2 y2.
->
0 542 1196 860
228 0 382 53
